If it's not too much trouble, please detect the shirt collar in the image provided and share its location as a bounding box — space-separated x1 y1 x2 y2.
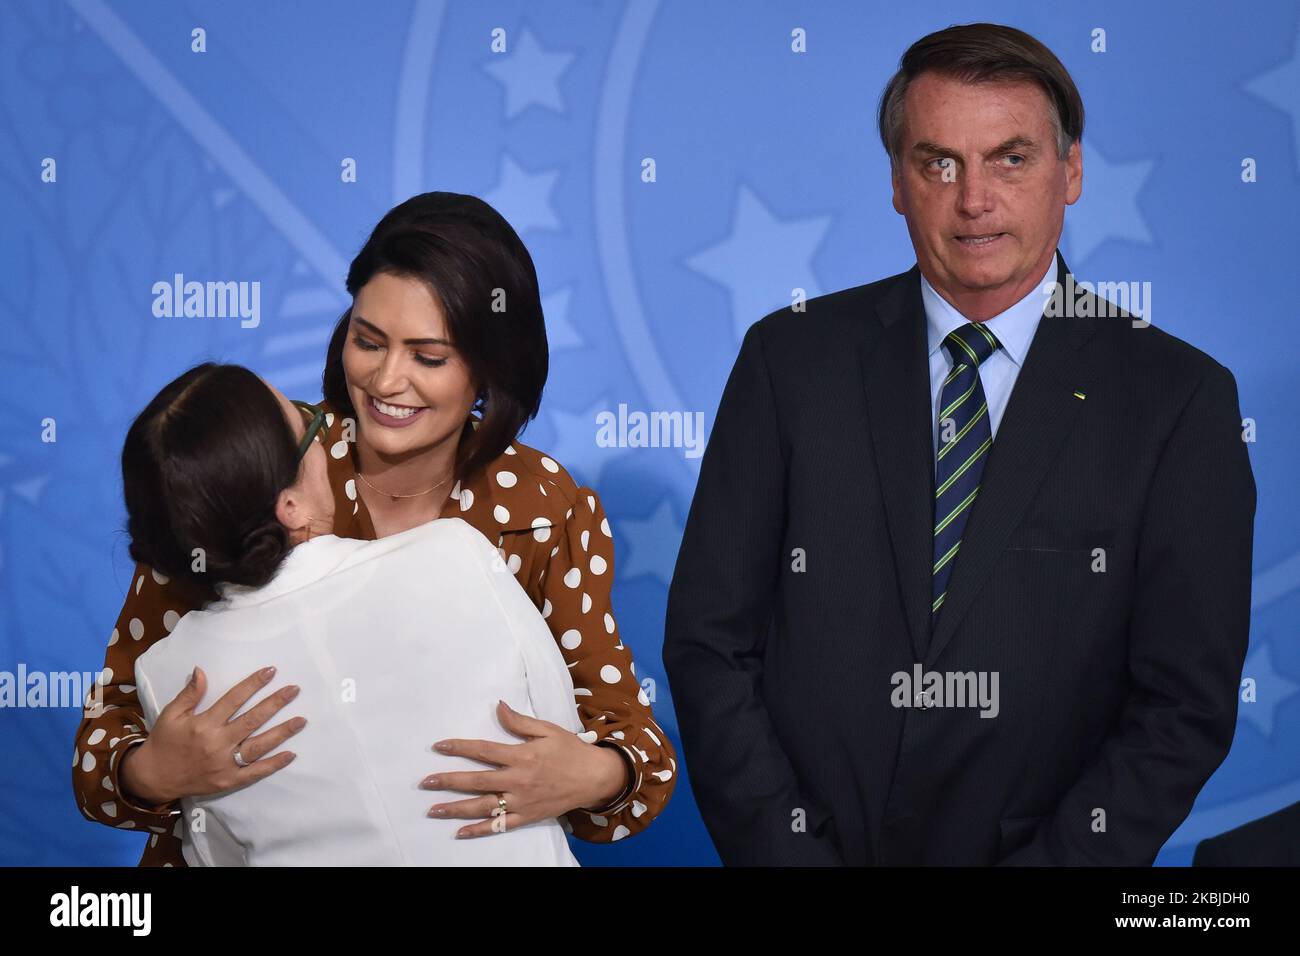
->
213 534 356 608
921 253 1059 368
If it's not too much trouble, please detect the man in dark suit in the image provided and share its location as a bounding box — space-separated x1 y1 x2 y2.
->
663 23 1255 865
1193 802 1300 866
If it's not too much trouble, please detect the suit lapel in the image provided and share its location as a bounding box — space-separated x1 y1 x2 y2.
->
924 251 1104 665
860 265 934 661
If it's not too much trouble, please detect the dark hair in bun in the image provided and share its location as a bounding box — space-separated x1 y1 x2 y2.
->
121 363 301 605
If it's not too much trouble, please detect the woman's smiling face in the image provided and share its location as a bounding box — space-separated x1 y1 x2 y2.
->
342 272 479 460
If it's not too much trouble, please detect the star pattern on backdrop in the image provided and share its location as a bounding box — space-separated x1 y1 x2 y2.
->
482 154 563 236
1062 137 1156 266
616 497 681 586
542 398 629 491
685 185 831 341
1238 640 1300 739
1243 22 1300 176
542 285 584 352
482 26 576 119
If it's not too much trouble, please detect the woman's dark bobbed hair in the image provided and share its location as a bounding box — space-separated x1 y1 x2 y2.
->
322 192 549 484
121 363 302 604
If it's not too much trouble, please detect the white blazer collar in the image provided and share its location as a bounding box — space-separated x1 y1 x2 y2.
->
213 534 357 609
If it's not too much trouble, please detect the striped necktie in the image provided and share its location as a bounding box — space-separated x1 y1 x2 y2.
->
932 322 1001 626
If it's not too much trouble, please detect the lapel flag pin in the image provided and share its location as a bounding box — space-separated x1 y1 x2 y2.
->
1073 390 1086 400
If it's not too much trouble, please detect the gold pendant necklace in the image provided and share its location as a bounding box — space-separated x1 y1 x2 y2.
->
355 470 453 502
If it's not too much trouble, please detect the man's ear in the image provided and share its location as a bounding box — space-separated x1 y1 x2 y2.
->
1064 139 1083 205
891 164 906 216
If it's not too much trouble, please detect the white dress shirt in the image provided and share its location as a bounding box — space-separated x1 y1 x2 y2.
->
135 517 581 867
923 255 1058 455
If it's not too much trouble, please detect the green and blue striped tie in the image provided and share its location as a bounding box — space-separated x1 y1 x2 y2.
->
932 322 1001 626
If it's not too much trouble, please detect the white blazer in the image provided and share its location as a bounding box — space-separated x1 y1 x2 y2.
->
135 517 581 866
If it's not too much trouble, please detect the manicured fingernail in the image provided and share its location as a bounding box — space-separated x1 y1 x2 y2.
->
434 741 451 752
422 776 440 788
260 666 276 680
428 806 447 817
290 717 307 732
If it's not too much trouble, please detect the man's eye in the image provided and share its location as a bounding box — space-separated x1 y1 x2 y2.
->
1003 154 1024 166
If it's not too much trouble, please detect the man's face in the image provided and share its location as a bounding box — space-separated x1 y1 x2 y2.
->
891 72 1082 307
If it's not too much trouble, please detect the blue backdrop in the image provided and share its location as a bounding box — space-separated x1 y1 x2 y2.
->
2 0 1297 866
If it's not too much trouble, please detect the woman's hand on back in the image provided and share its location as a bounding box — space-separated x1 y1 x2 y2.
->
421 700 630 838
120 666 306 805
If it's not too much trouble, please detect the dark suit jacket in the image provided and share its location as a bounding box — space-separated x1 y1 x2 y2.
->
663 250 1256 865
1193 801 1300 866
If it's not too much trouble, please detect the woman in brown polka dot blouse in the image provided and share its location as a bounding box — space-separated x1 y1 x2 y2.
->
70 192 676 865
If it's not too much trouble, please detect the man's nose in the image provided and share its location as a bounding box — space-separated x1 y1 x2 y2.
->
956 164 995 217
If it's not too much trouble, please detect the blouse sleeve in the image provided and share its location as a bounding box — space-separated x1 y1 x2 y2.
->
531 483 677 842
72 561 202 863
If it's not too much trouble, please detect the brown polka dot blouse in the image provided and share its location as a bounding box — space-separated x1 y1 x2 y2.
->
71 402 676 865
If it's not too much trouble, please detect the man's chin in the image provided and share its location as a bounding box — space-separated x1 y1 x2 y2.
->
944 265 1017 294
973 267 1015 284
956 251 1031 285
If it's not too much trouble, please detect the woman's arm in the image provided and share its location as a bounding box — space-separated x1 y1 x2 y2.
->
73 562 304 866
531 479 677 841
73 563 198 857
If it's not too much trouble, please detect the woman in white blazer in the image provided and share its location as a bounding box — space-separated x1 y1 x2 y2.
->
77 194 674 868
122 364 581 866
